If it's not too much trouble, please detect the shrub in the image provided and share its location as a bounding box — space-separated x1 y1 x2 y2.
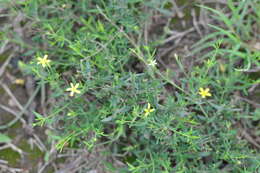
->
3 0 260 172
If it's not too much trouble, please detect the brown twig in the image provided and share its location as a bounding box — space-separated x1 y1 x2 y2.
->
0 104 26 125
243 67 260 73
0 54 13 78
0 164 23 173
25 76 37 125
239 127 260 149
171 0 184 18
248 83 259 93
191 9 203 38
0 85 40 130
0 83 25 112
235 96 260 108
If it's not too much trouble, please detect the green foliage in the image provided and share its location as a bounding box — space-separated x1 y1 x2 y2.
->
0 133 11 143
2 0 260 172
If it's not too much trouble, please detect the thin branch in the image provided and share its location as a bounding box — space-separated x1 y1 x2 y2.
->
0 85 40 130
0 83 25 111
0 54 13 78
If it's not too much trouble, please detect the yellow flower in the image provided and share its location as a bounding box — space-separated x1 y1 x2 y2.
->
199 87 212 98
67 111 77 117
37 55 51 68
14 78 25 85
147 59 157 67
66 83 81 97
144 103 155 116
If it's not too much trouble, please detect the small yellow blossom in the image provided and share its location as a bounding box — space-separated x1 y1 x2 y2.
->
67 111 77 117
147 59 157 67
14 78 25 85
144 103 155 116
199 87 212 98
37 55 51 68
66 83 81 97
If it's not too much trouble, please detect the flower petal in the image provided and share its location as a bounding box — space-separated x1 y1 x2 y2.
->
75 90 81 94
